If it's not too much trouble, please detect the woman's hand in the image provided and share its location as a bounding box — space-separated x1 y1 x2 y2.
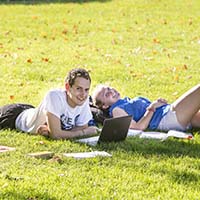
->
148 98 168 111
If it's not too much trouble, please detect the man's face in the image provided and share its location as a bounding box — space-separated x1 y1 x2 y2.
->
66 77 91 108
96 86 120 109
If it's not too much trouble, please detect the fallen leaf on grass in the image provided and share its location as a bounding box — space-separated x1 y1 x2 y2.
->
152 50 157 55
172 91 178 96
162 19 167 25
112 39 118 45
17 47 24 50
133 46 142 54
115 59 121 64
125 63 131 67
186 75 192 79
153 38 160 44
73 25 78 34
49 155 63 163
2 183 8 188
9 95 14 100
32 16 38 20
188 19 193 25
173 74 179 82
27 58 32 63
62 29 68 35
130 71 144 78
63 20 67 24
183 64 188 70
38 141 45 145
144 56 153 61
42 58 49 62
18 82 24 87
172 65 188 72
41 32 47 39
12 53 18 59
5 31 11 36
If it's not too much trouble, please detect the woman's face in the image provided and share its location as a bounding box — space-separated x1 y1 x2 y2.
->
96 86 120 109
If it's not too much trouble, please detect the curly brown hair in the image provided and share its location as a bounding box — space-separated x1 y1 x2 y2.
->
65 68 91 87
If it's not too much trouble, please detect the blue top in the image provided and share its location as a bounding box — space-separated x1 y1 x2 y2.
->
109 97 171 130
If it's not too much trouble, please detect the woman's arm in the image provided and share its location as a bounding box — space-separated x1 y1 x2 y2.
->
112 98 168 131
112 107 153 130
37 112 98 139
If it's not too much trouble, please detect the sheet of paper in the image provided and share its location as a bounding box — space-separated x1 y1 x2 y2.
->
0 145 15 153
75 129 194 145
63 151 112 159
139 130 193 140
167 130 193 139
76 136 99 146
139 132 168 140
27 151 54 159
127 129 142 137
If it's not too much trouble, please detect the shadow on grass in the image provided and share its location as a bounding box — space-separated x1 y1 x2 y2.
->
95 137 200 158
1 191 57 200
0 0 111 5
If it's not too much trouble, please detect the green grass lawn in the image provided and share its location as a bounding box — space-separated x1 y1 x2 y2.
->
1 0 200 199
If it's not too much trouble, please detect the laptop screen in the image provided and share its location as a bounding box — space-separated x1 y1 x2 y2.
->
99 115 132 143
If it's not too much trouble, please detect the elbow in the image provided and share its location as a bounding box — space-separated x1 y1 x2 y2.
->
138 124 147 131
137 127 146 131
49 130 73 140
49 133 61 140
138 125 148 131
140 127 146 131
48 131 64 140
130 124 146 131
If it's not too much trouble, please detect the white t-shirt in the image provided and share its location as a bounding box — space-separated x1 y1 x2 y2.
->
15 89 92 133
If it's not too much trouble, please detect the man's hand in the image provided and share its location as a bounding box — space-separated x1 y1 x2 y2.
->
36 125 49 137
82 126 100 136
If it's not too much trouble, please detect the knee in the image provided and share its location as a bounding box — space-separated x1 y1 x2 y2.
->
196 84 200 90
193 84 200 91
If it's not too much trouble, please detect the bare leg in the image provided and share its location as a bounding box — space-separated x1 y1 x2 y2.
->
191 111 200 128
171 84 200 128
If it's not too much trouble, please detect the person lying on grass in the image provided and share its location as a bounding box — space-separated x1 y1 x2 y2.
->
0 68 98 139
92 84 200 132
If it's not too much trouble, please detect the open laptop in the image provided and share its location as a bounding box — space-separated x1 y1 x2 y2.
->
76 115 132 146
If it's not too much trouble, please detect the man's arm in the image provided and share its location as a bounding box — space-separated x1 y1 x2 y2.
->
37 112 98 140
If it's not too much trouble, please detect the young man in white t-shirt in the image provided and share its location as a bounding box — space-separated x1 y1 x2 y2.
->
0 68 98 139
